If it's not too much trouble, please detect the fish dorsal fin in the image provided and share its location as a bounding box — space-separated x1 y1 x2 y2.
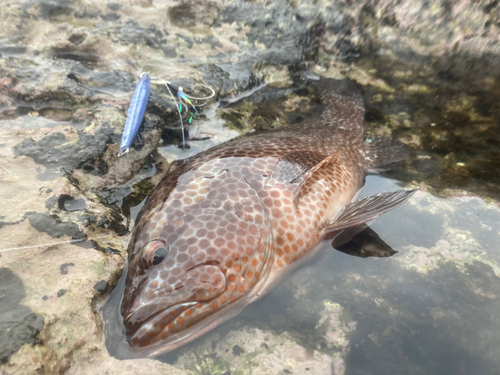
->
364 135 410 172
269 150 342 206
325 189 418 233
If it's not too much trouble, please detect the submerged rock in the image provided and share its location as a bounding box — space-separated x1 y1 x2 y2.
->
171 327 334 375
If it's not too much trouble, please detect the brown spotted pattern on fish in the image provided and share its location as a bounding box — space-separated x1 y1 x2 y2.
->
118 77 416 358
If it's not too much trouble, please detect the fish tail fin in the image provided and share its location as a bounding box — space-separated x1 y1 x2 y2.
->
364 135 410 172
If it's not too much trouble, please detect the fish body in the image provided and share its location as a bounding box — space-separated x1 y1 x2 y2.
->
118 73 151 157
118 78 415 358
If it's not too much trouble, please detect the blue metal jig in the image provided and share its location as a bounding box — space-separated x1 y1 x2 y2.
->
118 72 151 157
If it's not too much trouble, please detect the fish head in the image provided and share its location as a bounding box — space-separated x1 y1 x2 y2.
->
120 235 225 351
119 165 271 356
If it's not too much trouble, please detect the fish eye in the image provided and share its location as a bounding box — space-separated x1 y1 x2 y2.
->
142 240 170 268
152 247 168 266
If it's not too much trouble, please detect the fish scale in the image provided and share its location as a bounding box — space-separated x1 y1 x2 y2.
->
117 77 417 358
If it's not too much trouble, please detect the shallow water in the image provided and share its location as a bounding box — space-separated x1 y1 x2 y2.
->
157 106 240 163
102 174 500 374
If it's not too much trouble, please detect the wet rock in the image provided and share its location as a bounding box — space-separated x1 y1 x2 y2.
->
68 33 87 46
115 20 175 58
59 263 75 275
63 198 87 212
198 0 314 95
218 88 317 133
45 196 59 210
27 212 85 240
316 301 357 374
0 268 44 365
194 36 223 49
106 3 122 12
94 280 110 294
14 123 114 174
169 1 219 29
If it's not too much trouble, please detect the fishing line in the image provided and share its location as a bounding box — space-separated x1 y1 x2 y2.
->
178 83 215 103
163 81 187 149
0 234 118 253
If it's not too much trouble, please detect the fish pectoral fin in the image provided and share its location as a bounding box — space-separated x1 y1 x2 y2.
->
325 189 418 233
364 135 410 172
292 151 342 205
270 150 324 184
268 150 343 206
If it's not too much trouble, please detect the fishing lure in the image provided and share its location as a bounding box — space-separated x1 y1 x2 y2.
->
163 81 215 149
178 88 200 124
118 72 151 157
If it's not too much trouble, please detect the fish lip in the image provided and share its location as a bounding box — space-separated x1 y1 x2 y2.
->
129 300 197 343
123 288 188 336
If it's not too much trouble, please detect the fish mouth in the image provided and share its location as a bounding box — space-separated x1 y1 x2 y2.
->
123 262 226 347
116 291 252 359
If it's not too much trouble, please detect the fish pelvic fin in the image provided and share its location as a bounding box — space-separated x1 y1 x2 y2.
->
324 189 418 234
364 135 410 173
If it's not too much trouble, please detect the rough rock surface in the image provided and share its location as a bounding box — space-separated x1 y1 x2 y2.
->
1 0 500 374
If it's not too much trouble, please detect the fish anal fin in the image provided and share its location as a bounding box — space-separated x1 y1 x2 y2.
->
329 224 369 247
333 225 397 258
364 135 410 172
325 189 418 234
292 151 342 206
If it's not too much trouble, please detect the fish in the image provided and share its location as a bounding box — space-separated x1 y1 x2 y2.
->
116 77 417 358
118 73 151 157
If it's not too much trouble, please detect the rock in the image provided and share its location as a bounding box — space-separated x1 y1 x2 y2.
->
0 268 44 365
27 212 85 240
93 280 110 294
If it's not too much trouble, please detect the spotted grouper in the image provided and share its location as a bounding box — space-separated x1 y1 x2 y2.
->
117 77 416 357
